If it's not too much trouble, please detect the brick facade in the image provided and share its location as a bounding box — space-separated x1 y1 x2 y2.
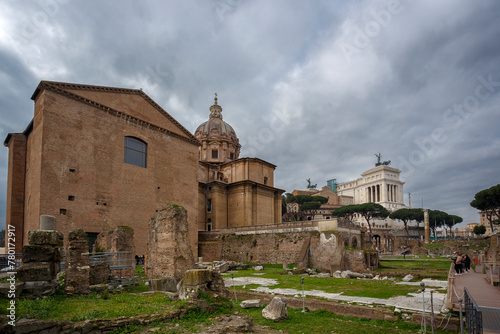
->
4 81 200 255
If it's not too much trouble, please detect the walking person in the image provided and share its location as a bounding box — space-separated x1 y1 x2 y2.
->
454 252 463 275
463 254 471 273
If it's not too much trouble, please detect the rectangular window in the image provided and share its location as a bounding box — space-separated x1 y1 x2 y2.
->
124 137 147 168
207 199 212 212
212 150 218 159
230 152 234 160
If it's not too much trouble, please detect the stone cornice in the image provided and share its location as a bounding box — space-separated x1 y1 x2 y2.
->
32 81 200 147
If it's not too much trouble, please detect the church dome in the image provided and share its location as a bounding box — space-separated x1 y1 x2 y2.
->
195 96 241 163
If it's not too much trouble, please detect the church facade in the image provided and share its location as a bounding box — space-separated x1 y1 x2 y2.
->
4 81 283 255
195 96 283 232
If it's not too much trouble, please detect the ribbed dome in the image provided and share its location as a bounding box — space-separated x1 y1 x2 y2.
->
195 97 237 140
195 96 240 163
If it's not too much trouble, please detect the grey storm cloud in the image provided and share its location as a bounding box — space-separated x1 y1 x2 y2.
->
0 0 499 229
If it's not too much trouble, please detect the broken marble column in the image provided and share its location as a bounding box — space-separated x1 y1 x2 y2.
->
64 229 90 295
262 297 288 321
147 204 195 281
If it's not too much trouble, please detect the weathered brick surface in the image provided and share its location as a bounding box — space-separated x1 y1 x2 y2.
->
4 133 26 254
89 262 111 285
65 229 90 295
147 204 195 280
94 225 134 253
217 231 346 273
8 84 199 255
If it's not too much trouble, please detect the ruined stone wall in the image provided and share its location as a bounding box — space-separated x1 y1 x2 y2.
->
485 235 499 263
94 225 134 253
197 232 222 262
218 231 346 273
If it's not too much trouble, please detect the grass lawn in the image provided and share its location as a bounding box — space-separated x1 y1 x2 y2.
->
225 265 436 299
377 259 452 280
238 307 455 334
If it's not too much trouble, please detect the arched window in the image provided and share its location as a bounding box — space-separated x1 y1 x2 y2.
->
124 137 147 168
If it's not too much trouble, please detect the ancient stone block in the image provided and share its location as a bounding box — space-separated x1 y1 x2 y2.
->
0 282 24 299
147 204 195 280
89 262 111 285
28 230 64 247
17 262 55 282
240 299 261 309
22 245 61 263
23 280 58 297
149 278 178 292
65 266 90 295
177 269 228 300
402 274 414 282
262 297 288 321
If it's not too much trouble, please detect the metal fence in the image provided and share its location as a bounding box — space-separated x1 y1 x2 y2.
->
464 287 483 334
61 251 135 286
86 251 135 286
0 253 22 270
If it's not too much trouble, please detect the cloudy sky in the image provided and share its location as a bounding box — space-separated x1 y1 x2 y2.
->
1 0 499 230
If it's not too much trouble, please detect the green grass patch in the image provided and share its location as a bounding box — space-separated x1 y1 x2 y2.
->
377 259 451 280
237 307 455 334
229 267 424 299
0 292 175 321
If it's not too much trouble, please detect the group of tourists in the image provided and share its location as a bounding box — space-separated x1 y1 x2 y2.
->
453 252 471 275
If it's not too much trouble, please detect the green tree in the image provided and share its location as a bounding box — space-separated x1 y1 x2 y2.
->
389 208 425 238
428 210 447 239
332 204 358 224
473 224 486 236
446 214 463 235
311 196 328 205
355 203 390 236
300 201 322 211
470 184 500 233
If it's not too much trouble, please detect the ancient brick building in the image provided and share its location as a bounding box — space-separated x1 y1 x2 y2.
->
4 81 200 255
4 81 283 256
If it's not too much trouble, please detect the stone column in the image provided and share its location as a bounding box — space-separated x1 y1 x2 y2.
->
424 209 430 243
65 229 90 295
147 204 195 281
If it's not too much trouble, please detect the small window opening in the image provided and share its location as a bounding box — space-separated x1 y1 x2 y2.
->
68 196 75 201
60 209 67 215
207 199 212 212
212 149 218 159
124 136 147 168
103 203 107 206
230 152 234 160
264 176 268 185
69 168 76 172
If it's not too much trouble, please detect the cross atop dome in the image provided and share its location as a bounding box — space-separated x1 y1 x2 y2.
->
209 93 222 119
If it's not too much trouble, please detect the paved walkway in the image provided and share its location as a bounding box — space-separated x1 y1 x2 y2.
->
451 266 500 333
